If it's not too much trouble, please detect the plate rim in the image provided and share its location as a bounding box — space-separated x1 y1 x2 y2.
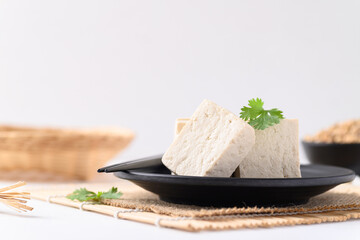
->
113 164 355 188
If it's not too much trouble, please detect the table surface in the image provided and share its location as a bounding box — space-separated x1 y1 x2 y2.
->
2 176 359 240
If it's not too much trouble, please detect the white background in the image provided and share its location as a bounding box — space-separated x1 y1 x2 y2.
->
0 0 359 239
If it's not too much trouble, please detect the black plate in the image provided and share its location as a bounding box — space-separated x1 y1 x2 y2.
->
114 163 355 207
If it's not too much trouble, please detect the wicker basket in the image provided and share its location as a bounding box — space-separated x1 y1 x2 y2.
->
0 125 134 180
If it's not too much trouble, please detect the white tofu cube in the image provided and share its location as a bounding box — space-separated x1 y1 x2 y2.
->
162 100 255 177
239 119 301 178
173 118 301 178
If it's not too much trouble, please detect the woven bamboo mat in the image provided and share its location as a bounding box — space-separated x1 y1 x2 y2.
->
28 180 360 232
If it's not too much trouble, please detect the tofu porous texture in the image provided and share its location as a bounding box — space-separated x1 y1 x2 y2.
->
239 119 301 178
162 99 255 177
173 118 301 178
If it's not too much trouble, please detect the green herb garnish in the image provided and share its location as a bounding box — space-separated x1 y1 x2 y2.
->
240 98 284 130
66 187 122 203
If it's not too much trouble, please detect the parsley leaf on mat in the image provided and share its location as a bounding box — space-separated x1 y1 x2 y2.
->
67 187 122 202
240 98 284 130
99 187 123 200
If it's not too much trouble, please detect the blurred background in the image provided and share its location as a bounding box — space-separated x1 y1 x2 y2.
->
0 0 359 165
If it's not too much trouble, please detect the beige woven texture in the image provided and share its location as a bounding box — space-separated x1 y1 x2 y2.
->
0 125 134 180
29 180 360 232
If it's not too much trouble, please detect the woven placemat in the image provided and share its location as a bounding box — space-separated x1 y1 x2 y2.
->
28 180 360 232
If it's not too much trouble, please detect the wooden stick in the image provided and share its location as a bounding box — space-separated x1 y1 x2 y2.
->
0 192 30 196
0 196 30 199
0 182 26 193
0 182 33 212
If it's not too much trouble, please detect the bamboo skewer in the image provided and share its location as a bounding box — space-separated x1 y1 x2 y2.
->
0 182 33 212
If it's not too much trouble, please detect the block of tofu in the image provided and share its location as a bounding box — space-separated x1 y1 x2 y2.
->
174 118 301 178
239 119 301 178
162 99 255 177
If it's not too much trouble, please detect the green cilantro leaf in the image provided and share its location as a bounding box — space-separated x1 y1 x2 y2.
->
240 98 285 130
66 188 96 202
248 98 264 112
240 98 264 121
100 187 122 200
66 187 122 203
268 108 284 119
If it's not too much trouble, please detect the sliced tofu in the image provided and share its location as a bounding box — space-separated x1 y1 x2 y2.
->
162 99 255 177
174 118 301 178
239 119 301 178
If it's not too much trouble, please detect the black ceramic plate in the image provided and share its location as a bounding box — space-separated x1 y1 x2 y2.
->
114 163 355 207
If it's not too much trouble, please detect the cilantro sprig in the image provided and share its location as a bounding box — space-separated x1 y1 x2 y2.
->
66 187 122 203
240 98 284 130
